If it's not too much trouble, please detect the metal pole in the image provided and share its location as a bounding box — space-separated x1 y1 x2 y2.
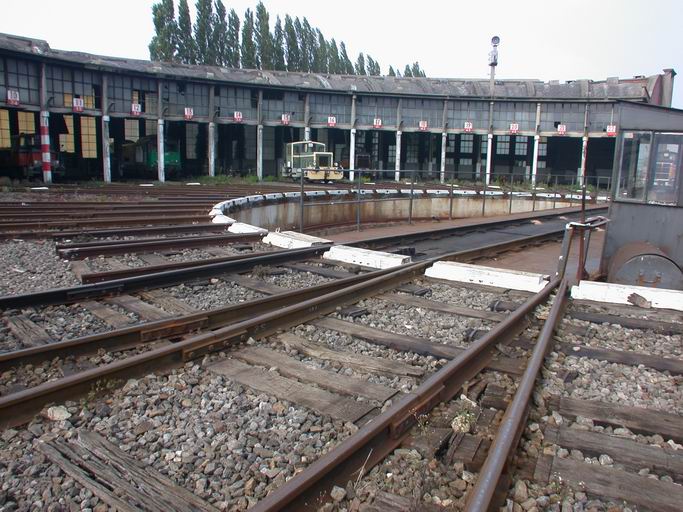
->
299 168 305 233
508 172 513 214
394 130 402 182
349 128 356 182
481 171 487 217
553 176 558 210
448 179 454 220
578 172 587 281
408 169 415 224
356 168 362 231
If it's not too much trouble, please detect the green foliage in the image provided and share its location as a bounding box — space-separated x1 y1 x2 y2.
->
148 2 427 77
241 8 257 68
212 0 228 66
176 0 196 64
194 0 214 64
148 0 176 62
284 15 300 71
226 9 240 68
272 16 286 71
254 1 273 69
355 53 366 75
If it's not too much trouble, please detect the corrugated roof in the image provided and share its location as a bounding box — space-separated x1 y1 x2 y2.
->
0 32 655 101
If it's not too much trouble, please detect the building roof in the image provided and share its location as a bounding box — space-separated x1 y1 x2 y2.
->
0 32 671 103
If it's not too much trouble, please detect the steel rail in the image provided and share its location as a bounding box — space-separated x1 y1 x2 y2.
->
0 214 209 231
0 228 567 429
464 280 569 511
55 233 260 260
1 223 230 241
0 267 397 371
0 246 329 309
252 277 562 512
0 258 427 429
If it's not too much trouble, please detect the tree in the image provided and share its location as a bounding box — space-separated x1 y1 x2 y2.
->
284 15 300 71
241 8 257 69
403 64 413 77
299 18 316 72
272 16 286 71
355 53 366 75
339 42 354 74
411 61 426 77
294 17 307 72
254 1 273 69
226 9 240 68
328 39 340 74
149 0 176 62
194 0 214 64
175 0 196 64
366 55 380 76
313 30 328 73
388 66 396 77
212 0 228 66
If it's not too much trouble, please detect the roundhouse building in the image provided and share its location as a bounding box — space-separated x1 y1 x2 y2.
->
0 32 676 184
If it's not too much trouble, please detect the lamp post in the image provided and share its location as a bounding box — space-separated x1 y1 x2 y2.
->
485 36 500 187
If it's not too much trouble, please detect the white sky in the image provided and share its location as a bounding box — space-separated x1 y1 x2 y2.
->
3 0 682 108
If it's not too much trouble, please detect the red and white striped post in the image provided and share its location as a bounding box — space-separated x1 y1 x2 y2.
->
39 111 52 183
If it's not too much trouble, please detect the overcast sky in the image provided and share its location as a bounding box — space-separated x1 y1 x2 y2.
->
3 0 682 108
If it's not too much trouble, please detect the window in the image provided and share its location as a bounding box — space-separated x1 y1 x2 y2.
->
515 138 528 156
0 110 10 148
146 119 157 135
538 138 548 156
80 116 97 158
186 123 198 159
496 135 510 155
18 111 35 134
647 134 682 204
60 115 75 153
617 132 651 201
459 158 473 166
460 134 473 153
480 136 488 155
125 119 139 142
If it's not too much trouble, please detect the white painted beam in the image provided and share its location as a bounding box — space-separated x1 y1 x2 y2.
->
323 246 411 269
570 281 683 311
263 231 331 249
425 261 549 292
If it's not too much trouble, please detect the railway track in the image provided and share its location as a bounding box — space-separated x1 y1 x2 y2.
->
8 192 669 511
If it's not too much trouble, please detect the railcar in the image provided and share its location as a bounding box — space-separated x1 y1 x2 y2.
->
602 103 683 290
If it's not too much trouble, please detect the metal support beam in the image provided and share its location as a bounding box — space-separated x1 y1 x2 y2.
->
531 135 540 187
579 135 588 181
485 133 493 185
394 130 402 182
349 128 356 182
39 63 52 184
157 119 165 182
440 132 447 183
156 80 165 182
208 122 216 177
257 124 264 180
101 74 111 183
304 93 310 141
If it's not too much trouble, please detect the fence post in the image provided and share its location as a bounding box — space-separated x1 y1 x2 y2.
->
299 168 305 232
356 169 362 231
481 172 487 217
449 175 454 220
408 169 415 224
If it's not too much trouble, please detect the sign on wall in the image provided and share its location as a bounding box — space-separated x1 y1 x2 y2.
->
184 107 194 120
6 90 20 106
606 124 617 136
557 124 567 135
131 103 142 116
73 97 84 113
281 113 290 125
509 123 519 134
373 118 382 129
327 116 337 127
419 120 428 131
464 121 473 132
234 111 243 122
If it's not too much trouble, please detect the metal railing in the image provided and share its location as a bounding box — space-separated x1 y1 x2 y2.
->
297 168 610 233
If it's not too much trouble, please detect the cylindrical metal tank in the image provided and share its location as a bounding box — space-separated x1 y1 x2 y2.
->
608 242 683 290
